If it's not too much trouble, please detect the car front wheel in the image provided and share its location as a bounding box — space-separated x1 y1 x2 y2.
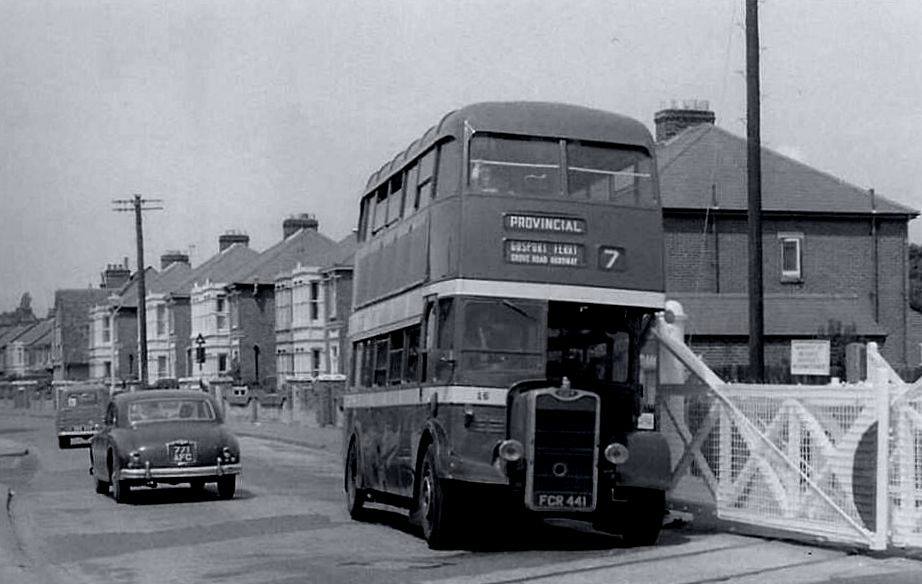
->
217 476 236 499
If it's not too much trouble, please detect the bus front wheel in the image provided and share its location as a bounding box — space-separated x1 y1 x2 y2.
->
416 446 457 549
345 441 367 520
619 489 665 547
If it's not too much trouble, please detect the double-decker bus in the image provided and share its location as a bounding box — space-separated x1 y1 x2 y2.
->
343 102 670 548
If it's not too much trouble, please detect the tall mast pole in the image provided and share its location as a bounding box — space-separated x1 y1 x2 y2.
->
133 195 149 387
113 195 164 388
746 0 764 381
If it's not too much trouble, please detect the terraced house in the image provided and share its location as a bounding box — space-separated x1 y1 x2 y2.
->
199 214 337 387
275 232 355 382
149 232 258 381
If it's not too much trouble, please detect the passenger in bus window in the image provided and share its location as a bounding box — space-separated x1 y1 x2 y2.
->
470 161 498 193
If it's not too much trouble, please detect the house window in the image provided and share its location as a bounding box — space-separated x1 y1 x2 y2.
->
103 361 112 379
330 345 339 375
310 282 320 321
216 296 227 330
156 305 166 337
327 278 337 319
779 232 804 282
157 356 167 378
311 348 322 377
218 353 228 373
102 315 111 344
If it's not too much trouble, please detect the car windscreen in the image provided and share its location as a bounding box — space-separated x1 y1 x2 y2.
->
127 399 216 424
64 391 100 408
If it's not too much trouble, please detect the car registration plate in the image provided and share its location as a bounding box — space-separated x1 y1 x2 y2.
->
534 492 592 509
168 441 197 464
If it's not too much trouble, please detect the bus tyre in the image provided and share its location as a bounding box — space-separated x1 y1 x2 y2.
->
345 442 367 520
416 447 457 550
619 489 665 547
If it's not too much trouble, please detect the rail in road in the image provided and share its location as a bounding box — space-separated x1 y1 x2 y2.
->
2 410 922 584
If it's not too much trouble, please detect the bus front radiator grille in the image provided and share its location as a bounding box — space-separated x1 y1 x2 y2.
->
530 393 598 509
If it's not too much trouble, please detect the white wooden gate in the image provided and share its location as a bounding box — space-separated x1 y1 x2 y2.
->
655 320 893 550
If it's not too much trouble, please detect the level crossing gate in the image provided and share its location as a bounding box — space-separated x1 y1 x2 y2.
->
654 319 922 551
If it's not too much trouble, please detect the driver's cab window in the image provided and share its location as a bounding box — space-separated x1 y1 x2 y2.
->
422 298 455 383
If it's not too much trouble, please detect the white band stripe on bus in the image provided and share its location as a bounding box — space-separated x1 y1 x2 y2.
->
343 386 509 409
350 278 665 340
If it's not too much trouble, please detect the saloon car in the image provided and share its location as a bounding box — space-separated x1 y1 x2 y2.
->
55 383 108 448
89 390 241 503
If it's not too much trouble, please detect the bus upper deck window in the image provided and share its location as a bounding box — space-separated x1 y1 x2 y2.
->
566 143 656 207
469 135 561 198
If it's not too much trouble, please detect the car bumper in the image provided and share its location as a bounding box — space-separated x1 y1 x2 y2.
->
58 431 96 438
118 462 242 481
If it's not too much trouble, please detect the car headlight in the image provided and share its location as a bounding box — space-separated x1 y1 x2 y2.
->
604 442 630 465
128 450 142 469
221 446 238 463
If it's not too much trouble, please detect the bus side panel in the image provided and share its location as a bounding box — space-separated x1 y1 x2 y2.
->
353 213 430 309
428 198 462 283
443 403 508 485
459 196 665 294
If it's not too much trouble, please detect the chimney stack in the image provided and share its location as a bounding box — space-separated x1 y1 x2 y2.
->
219 230 250 252
654 99 716 142
160 250 191 269
283 213 319 238
100 263 131 291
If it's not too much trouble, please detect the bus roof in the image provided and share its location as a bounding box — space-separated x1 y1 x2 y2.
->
366 102 654 191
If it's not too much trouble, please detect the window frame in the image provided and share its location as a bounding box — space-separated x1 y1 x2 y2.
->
778 232 804 282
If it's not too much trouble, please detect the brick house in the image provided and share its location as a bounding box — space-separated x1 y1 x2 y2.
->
87 266 159 384
152 233 259 380
52 264 129 380
655 105 919 373
217 214 337 387
143 253 192 381
8 319 54 379
275 232 355 381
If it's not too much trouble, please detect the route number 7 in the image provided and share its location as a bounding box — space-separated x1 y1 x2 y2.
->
598 246 624 271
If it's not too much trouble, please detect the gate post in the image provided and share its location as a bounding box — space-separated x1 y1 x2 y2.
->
867 342 890 550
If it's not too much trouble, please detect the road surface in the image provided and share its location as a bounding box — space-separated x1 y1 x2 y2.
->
1 410 920 584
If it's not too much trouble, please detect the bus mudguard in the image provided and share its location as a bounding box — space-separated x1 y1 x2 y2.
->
415 418 451 480
616 431 672 491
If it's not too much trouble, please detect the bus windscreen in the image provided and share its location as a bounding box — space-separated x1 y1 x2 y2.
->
469 134 655 207
567 142 656 206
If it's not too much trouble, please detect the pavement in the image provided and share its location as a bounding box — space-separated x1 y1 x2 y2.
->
225 415 343 457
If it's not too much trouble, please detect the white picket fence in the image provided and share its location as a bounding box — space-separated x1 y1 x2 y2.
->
655 317 922 551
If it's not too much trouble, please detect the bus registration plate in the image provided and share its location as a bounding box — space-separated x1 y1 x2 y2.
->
535 492 592 509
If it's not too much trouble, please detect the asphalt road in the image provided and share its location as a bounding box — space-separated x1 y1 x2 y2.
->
2 410 922 584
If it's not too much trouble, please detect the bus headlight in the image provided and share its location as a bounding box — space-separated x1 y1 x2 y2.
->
498 439 524 462
604 442 629 465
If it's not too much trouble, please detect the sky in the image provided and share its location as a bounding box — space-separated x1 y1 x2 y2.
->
1 0 920 316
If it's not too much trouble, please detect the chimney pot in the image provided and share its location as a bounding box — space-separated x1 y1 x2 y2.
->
218 231 250 252
283 213 319 238
654 100 716 142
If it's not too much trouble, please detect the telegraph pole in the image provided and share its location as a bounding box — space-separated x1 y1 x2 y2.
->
113 195 164 388
746 0 764 381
